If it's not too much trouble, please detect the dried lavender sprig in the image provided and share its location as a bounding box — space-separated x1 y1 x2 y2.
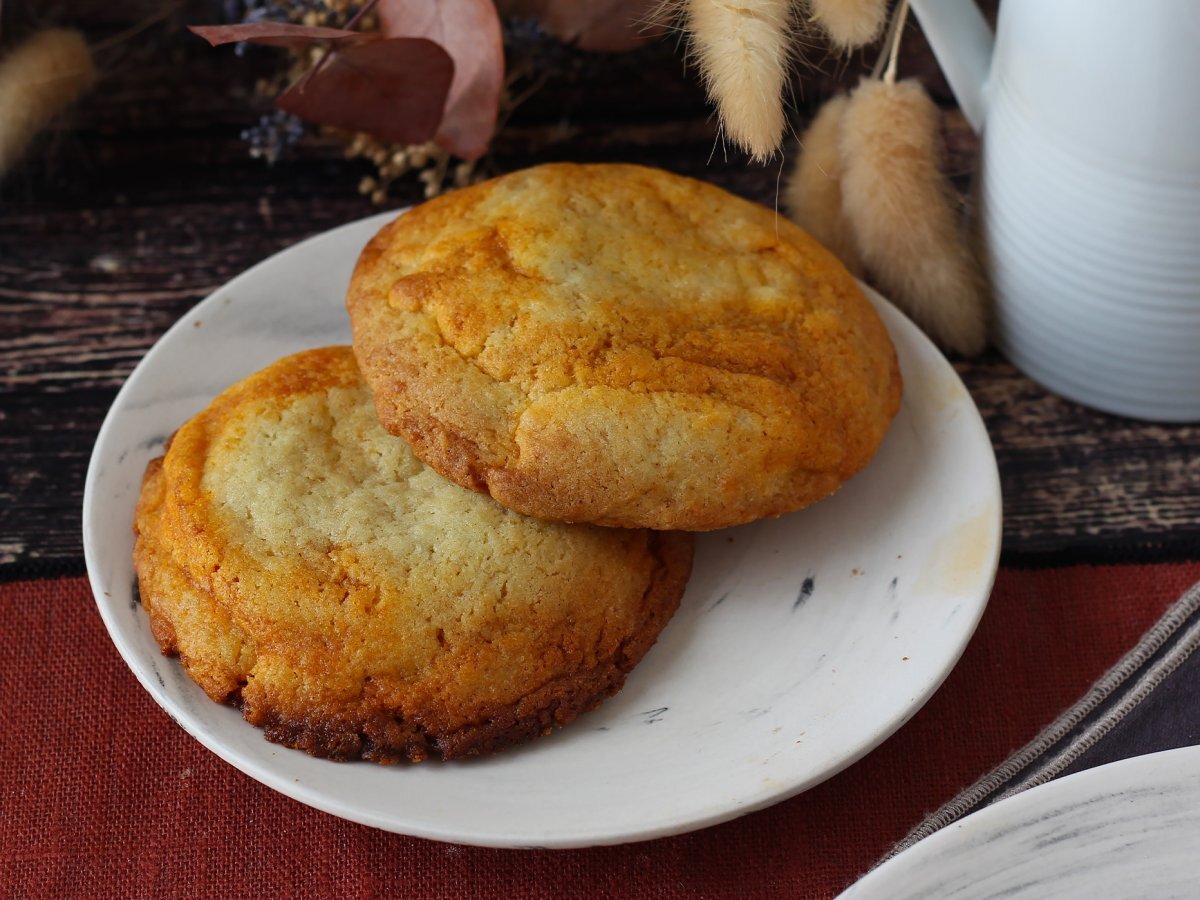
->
502 17 577 74
241 108 306 163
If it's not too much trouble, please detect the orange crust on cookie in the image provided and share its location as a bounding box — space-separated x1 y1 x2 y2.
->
132 346 692 763
347 163 901 530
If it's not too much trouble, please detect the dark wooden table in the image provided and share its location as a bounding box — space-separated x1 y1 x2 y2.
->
4 5 1200 898
3 3 1196 581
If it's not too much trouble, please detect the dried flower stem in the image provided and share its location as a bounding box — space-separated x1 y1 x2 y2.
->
871 0 909 82
293 0 378 95
91 3 182 53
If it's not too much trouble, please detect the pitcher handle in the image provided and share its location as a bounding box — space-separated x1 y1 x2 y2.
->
907 0 994 132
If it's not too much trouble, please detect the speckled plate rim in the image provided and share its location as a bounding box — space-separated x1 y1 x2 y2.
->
840 746 1200 899
84 209 1002 848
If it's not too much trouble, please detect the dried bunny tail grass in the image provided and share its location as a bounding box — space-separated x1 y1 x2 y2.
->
685 0 795 162
839 78 988 355
0 29 97 176
806 0 888 50
785 94 863 275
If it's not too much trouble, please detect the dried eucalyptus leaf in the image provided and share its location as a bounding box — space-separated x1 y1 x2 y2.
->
188 23 370 49
377 0 504 160
277 37 454 146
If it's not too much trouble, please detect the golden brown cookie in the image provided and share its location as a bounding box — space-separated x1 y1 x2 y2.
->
347 163 901 531
133 346 692 763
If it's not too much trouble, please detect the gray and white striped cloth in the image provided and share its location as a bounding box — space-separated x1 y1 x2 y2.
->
881 579 1200 863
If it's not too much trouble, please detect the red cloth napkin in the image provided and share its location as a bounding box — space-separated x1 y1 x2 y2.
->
3 562 1199 898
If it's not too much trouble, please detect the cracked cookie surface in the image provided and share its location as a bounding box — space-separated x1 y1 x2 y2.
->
133 346 692 763
347 163 902 530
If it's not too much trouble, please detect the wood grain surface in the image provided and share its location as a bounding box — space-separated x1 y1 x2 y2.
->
1 2 1197 578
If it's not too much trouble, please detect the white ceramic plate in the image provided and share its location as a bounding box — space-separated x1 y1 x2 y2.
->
84 211 1001 848
841 746 1200 899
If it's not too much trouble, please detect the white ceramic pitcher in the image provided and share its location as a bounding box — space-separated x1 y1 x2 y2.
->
909 0 1200 421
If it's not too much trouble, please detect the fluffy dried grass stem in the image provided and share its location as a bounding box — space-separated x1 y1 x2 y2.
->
785 94 862 274
0 29 97 176
686 0 794 162
807 0 888 50
839 78 988 355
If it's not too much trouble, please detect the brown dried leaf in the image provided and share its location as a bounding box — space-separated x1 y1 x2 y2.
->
492 0 544 13
276 37 454 146
377 0 503 160
505 0 667 52
188 23 369 49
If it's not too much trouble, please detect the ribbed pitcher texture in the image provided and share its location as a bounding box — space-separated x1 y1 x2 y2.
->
911 0 1200 420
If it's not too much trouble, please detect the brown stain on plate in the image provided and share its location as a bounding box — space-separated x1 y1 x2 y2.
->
914 505 1000 598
